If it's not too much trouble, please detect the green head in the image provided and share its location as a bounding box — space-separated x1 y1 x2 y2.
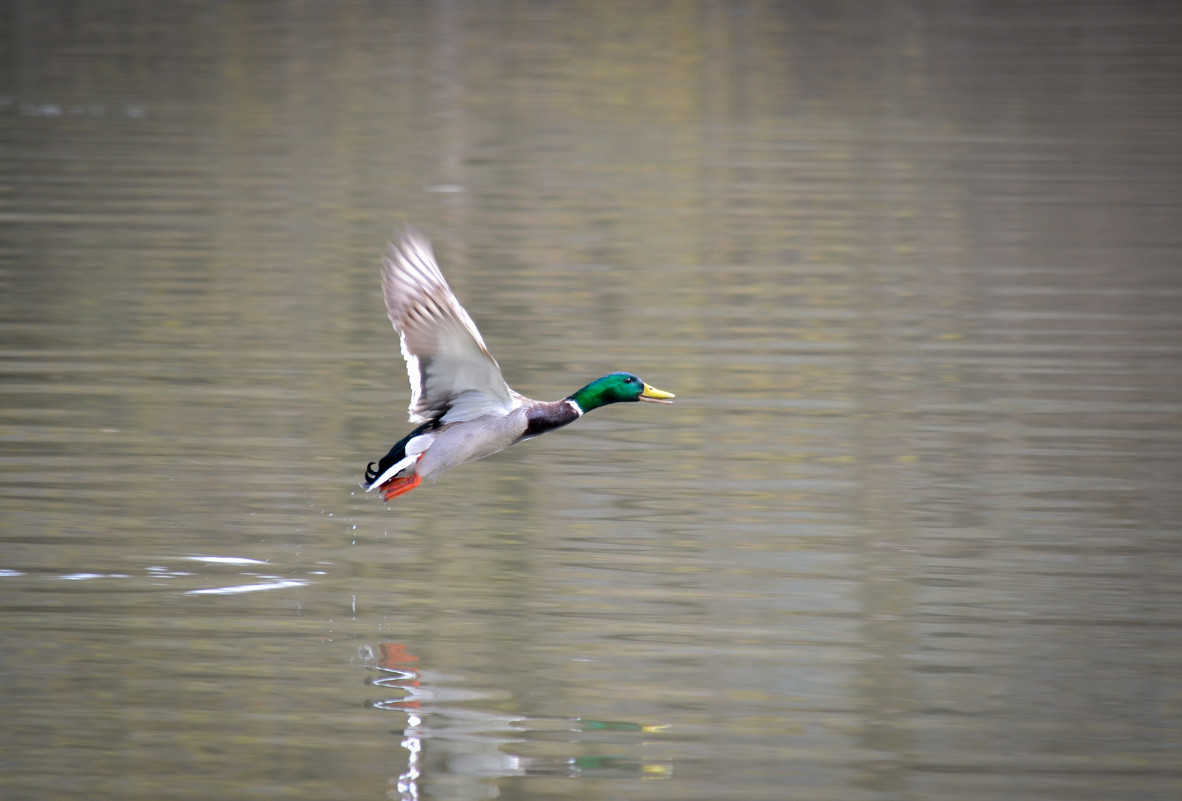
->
568 372 675 414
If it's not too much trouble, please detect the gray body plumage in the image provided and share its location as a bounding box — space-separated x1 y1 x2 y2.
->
411 399 579 481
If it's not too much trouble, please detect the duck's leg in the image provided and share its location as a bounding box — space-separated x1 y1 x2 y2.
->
379 454 424 500
381 472 421 500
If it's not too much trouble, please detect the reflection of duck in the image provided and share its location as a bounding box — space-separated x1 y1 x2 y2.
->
363 642 672 800
362 230 674 500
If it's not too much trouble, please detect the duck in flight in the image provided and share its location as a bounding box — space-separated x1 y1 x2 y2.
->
362 230 674 500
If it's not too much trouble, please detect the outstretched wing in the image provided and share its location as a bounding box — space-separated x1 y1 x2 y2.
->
380 230 517 424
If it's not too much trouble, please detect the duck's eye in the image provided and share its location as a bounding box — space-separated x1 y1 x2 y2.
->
624 376 635 383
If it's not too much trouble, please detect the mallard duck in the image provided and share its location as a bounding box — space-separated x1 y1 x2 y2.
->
362 230 674 500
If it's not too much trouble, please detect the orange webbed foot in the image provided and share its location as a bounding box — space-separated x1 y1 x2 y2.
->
381 472 422 501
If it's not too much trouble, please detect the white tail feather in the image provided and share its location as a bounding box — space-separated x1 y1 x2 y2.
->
363 453 419 490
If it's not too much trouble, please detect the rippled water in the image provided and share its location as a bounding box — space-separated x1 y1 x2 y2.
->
3 3 1181 800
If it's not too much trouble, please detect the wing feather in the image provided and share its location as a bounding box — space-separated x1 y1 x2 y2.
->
380 231 517 424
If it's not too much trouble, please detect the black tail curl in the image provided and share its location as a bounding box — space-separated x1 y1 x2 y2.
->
364 420 437 484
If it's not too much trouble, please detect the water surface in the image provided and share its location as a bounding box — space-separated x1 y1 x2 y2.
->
2 3 1181 800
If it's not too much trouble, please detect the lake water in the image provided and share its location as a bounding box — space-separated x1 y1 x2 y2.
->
2 3 1181 800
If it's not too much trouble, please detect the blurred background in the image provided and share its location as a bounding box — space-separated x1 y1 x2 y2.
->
2 2 1180 799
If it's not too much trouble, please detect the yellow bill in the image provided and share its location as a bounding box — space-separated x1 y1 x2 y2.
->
640 383 675 403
